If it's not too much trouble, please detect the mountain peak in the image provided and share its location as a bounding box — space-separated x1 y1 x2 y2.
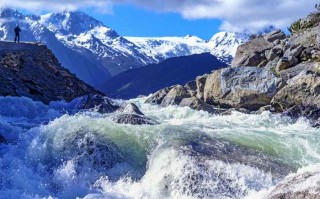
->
40 10 104 35
0 8 25 20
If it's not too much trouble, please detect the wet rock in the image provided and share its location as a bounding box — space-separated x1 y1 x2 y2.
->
264 30 286 43
232 37 274 67
160 85 191 107
220 108 251 115
117 103 144 115
271 71 320 120
112 114 158 125
145 87 171 104
265 167 320 199
76 94 119 114
61 130 124 170
256 105 275 114
203 67 283 110
179 97 217 114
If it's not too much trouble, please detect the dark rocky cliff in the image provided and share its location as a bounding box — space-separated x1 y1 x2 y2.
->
0 41 101 104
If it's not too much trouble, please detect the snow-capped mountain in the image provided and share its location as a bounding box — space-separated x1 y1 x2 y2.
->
209 32 250 63
0 8 249 92
126 32 249 64
0 9 155 90
125 35 210 62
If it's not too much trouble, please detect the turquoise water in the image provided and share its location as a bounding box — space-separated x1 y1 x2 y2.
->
0 96 319 199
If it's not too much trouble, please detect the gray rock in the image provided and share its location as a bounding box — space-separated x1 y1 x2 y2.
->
179 97 217 114
145 87 171 104
117 103 144 115
60 130 124 171
160 85 191 106
265 168 320 199
220 108 251 115
271 70 320 120
76 95 119 114
203 67 283 110
264 29 286 42
265 49 278 61
112 114 158 125
276 58 291 73
185 80 197 96
279 62 316 82
195 74 208 100
232 37 274 67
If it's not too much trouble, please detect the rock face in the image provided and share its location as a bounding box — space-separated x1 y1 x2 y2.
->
0 41 100 104
265 167 320 199
231 37 274 67
271 70 320 120
112 103 158 125
203 67 282 110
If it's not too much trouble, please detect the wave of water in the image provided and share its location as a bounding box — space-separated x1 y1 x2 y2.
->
0 96 319 199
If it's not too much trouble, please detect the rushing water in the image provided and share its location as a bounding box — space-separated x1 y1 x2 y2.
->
0 96 319 199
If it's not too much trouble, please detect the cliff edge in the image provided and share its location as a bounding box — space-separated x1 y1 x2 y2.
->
0 41 101 104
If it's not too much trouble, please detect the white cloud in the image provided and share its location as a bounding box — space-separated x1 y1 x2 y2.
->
1 0 318 32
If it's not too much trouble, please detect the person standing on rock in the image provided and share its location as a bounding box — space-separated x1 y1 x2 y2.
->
14 25 21 43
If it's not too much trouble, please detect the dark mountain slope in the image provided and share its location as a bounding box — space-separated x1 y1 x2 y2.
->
104 53 227 99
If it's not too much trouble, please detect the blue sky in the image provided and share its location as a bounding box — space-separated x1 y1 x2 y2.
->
1 0 318 39
88 5 221 40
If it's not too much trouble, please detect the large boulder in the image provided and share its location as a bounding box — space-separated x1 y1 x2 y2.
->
232 37 274 67
265 167 320 199
112 114 158 125
117 103 144 115
159 85 191 107
203 67 283 110
271 70 320 120
74 95 119 114
113 102 158 125
145 87 171 105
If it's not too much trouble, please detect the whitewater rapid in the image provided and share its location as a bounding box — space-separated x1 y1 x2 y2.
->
0 96 319 199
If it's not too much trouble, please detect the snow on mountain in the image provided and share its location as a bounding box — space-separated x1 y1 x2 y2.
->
126 32 249 64
0 8 249 92
125 35 211 62
209 32 250 63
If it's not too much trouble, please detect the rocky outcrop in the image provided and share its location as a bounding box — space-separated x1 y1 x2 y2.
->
146 66 282 112
112 103 158 125
203 67 283 110
231 37 274 67
73 95 119 114
265 167 320 199
271 70 320 120
0 41 101 104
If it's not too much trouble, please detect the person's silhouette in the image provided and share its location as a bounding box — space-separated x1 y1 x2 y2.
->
14 25 21 43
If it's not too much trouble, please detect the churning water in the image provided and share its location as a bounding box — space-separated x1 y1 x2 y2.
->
0 96 319 199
